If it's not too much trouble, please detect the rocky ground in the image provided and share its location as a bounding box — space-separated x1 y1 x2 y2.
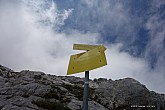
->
0 65 165 110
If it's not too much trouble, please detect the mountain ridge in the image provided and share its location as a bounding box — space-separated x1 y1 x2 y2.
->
0 65 165 110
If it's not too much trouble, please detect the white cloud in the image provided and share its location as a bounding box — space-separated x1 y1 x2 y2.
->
0 0 99 74
144 0 165 84
0 0 165 93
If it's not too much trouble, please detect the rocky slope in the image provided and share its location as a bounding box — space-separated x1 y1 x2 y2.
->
0 65 165 110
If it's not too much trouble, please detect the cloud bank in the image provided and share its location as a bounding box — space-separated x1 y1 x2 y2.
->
0 0 165 93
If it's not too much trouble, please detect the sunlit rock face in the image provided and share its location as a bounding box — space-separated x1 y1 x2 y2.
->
0 65 165 110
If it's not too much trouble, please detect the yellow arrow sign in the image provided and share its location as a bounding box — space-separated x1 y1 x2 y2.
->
67 44 107 75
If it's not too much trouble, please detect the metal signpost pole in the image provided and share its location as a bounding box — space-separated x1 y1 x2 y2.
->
83 71 89 110
67 44 107 110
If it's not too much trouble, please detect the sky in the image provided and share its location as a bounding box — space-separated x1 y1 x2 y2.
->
0 0 165 93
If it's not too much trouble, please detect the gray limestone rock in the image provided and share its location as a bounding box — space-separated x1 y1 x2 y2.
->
67 99 109 110
92 78 165 109
0 65 165 110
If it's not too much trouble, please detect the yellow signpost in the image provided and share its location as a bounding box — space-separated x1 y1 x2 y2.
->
67 44 107 110
67 44 107 75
